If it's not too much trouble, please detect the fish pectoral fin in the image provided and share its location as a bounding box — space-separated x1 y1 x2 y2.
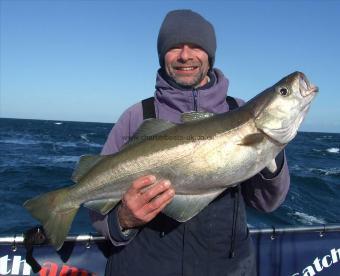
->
239 133 265 146
162 190 224 222
266 159 277 173
181 111 215 123
72 155 106 183
122 119 176 148
84 199 120 215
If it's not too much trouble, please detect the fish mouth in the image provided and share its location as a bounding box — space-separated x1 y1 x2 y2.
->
299 72 319 97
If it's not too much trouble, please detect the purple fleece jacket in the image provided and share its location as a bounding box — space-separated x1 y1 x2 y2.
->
90 69 290 245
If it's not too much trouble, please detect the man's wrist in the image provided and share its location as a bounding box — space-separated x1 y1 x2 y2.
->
117 203 132 232
108 205 138 242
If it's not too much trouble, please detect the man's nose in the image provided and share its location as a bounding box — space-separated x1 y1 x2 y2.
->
178 45 192 61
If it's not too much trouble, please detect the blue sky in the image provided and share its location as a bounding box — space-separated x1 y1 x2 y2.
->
1 0 339 133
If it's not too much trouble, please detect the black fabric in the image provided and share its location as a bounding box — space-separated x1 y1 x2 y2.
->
229 185 241 258
141 97 156 120
105 188 255 276
24 225 48 273
157 9 216 68
226 95 239 111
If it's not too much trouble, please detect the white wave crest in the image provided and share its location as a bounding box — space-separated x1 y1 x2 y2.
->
38 155 79 163
327 147 339 153
291 164 302 171
80 134 90 142
54 141 78 147
86 142 102 148
0 138 41 145
292 211 326 225
309 167 340 176
316 135 333 140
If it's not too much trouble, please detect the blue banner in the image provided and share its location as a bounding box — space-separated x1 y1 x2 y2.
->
0 240 107 275
1 228 340 275
252 229 340 276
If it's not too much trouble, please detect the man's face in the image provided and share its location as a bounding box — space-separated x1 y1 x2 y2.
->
164 44 210 88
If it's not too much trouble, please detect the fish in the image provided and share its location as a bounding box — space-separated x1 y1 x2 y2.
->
23 71 318 250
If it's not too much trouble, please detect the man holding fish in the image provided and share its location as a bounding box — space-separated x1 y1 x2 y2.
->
25 8 319 276
93 9 290 276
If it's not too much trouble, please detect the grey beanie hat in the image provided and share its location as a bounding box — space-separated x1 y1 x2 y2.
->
157 9 217 68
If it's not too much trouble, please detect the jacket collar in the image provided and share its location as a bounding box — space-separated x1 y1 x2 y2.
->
154 68 230 114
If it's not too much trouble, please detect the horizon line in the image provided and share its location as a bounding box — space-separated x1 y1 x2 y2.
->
1 117 339 135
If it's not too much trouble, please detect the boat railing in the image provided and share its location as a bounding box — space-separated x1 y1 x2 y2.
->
1 224 340 244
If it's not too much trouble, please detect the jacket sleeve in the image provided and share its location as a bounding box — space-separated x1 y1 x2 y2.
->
89 103 144 246
241 150 290 212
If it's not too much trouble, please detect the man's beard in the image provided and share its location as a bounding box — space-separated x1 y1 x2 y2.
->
169 70 206 88
166 61 209 88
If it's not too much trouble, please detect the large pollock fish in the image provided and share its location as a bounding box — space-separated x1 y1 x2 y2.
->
24 71 318 250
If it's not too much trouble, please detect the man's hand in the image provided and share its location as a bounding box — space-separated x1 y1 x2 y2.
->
117 175 175 230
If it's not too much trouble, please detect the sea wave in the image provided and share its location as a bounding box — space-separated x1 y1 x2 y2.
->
86 142 102 148
80 133 90 142
38 155 79 163
80 133 102 148
290 211 326 225
312 148 322 152
327 147 339 153
1 138 73 148
290 164 303 172
1 136 102 148
0 138 42 145
316 135 334 141
309 167 340 176
54 141 79 148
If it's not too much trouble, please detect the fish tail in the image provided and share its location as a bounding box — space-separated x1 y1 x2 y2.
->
23 187 79 250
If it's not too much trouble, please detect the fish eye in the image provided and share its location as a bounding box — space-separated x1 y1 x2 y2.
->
279 87 290 97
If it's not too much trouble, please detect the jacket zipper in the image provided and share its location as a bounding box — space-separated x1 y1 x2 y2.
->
192 89 198 111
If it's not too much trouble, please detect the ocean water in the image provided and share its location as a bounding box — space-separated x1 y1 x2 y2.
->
1 118 340 236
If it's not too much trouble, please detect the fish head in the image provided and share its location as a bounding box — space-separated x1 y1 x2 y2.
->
254 71 318 145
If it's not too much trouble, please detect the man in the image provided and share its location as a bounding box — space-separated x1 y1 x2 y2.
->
91 9 290 275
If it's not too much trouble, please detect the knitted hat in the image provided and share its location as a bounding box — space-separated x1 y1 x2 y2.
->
157 10 217 68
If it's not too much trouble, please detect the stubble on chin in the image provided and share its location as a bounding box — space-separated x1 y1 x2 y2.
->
168 69 206 88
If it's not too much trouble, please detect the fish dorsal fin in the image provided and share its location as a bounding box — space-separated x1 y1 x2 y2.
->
135 118 176 136
71 155 105 183
83 199 120 215
123 119 176 148
180 111 215 123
